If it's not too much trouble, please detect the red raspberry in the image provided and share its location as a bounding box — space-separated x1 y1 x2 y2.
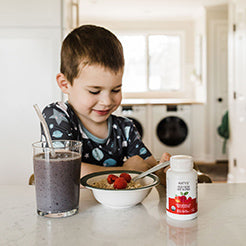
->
107 174 118 184
119 173 131 183
180 196 187 203
187 197 192 202
113 177 127 189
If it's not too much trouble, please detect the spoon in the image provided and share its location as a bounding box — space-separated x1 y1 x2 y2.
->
33 104 56 158
133 161 170 182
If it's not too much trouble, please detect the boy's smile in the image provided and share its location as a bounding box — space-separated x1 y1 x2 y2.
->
93 109 111 116
59 64 123 138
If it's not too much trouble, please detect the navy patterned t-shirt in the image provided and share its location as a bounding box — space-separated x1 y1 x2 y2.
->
41 102 152 166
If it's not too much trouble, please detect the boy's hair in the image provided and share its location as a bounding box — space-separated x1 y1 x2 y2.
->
60 24 124 84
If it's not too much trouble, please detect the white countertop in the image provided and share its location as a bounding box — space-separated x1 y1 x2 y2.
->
121 98 204 105
1 183 245 246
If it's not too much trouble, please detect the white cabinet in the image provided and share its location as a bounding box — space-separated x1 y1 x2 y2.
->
0 28 62 185
0 0 64 185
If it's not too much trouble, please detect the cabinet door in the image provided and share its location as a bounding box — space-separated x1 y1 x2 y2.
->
0 28 62 185
0 0 61 27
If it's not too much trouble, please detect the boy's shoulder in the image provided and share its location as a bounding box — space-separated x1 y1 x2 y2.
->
43 102 68 112
42 101 76 120
111 114 134 127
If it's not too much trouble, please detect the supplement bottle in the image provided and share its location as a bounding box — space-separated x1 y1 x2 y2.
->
166 155 198 220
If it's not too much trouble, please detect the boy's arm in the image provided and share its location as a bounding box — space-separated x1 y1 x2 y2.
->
80 155 150 178
142 153 171 186
80 153 170 186
81 162 126 178
123 154 170 186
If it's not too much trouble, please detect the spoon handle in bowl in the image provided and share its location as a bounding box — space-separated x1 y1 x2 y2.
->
133 161 170 181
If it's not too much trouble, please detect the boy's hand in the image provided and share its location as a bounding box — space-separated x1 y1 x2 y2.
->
123 155 150 172
123 153 171 186
160 152 171 163
160 152 171 174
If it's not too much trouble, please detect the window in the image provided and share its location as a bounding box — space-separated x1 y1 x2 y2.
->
118 34 182 93
118 35 147 92
149 35 181 90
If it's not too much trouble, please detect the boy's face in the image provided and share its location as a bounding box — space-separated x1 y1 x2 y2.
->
63 64 123 128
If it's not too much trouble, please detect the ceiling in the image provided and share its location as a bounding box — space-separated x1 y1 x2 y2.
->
79 0 228 22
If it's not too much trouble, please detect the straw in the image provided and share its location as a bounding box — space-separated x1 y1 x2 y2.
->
33 104 56 158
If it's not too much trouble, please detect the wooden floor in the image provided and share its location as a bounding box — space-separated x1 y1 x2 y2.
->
195 161 228 183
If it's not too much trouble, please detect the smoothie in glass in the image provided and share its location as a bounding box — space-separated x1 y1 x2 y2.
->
33 140 82 218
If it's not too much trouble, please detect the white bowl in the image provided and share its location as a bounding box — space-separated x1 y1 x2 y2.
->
80 170 160 209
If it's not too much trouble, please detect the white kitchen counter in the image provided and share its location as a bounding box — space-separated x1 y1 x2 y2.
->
0 183 245 246
121 98 204 105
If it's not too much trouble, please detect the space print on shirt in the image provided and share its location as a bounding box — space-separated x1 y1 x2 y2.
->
41 102 152 166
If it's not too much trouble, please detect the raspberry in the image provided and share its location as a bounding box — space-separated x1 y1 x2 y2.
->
120 173 131 183
187 197 192 202
180 196 187 203
107 174 118 184
113 177 127 189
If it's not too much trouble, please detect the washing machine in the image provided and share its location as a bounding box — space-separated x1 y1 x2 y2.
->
151 105 192 160
114 105 150 148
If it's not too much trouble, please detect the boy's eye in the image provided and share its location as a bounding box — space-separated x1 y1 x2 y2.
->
89 90 100 95
112 89 121 93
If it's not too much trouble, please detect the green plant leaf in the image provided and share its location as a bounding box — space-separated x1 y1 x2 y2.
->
184 192 189 195
181 192 183 195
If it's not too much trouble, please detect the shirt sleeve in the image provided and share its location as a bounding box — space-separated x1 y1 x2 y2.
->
125 120 152 160
41 103 77 141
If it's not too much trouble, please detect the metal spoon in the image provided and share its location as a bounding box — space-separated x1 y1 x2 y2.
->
133 161 170 181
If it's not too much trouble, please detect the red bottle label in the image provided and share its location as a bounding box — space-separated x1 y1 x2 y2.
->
167 196 197 215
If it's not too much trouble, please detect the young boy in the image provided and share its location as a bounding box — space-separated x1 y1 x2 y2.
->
42 25 170 185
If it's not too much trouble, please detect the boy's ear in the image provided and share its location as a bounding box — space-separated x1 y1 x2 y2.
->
56 73 71 94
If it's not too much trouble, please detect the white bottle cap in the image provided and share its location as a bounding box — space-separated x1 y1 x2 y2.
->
170 155 193 172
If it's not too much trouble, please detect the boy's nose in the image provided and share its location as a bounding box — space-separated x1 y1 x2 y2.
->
99 94 112 106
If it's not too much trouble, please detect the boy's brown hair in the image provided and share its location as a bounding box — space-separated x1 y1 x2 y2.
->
60 25 124 84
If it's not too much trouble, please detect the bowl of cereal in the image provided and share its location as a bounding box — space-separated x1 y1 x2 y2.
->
80 170 160 209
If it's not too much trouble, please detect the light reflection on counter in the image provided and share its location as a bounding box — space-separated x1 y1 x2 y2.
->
166 217 198 246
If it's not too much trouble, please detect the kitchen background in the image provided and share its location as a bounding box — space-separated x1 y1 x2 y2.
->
0 0 245 185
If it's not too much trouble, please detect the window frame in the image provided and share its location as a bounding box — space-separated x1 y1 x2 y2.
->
118 30 186 99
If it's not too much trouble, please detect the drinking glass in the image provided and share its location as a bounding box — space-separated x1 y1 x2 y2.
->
32 140 82 218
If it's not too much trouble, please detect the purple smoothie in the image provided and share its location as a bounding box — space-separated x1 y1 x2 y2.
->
34 151 81 214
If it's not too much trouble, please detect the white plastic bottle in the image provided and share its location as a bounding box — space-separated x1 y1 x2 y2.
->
166 155 198 220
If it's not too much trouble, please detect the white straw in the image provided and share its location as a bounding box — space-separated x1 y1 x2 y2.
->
33 104 56 158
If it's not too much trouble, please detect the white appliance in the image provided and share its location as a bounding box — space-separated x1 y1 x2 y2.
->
114 105 150 148
151 105 192 160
